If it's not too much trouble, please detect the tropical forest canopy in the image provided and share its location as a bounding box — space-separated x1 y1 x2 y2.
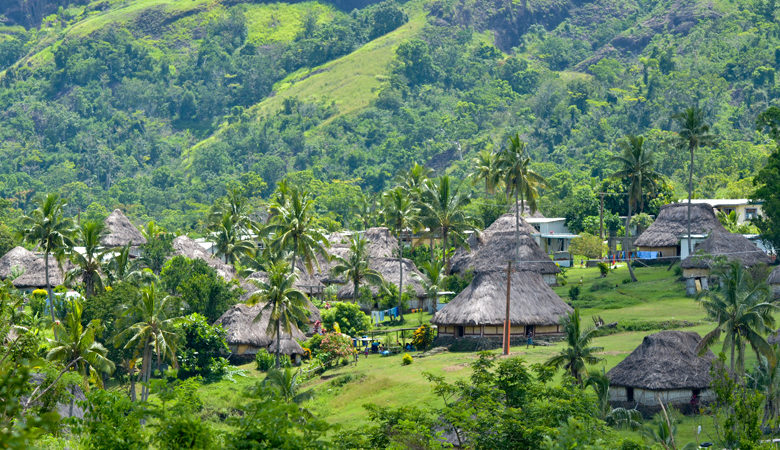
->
0 0 777 232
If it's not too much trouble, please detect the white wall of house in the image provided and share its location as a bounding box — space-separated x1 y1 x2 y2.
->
609 386 715 405
684 199 763 224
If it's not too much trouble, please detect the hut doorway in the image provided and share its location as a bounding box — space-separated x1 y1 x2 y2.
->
456 326 464 338
524 325 535 336
626 387 634 402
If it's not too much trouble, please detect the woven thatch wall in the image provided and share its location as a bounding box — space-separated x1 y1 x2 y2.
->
171 235 236 281
337 257 427 299
431 271 572 327
634 203 724 248
607 330 714 390
451 230 559 276
101 209 147 247
0 246 38 279
680 230 771 270
214 303 306 350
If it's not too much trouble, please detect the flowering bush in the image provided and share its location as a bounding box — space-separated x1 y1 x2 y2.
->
319 332 354 366
411 323 435 350
402 353 413 365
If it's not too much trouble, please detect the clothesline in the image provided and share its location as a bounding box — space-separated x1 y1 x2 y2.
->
371 307 399 324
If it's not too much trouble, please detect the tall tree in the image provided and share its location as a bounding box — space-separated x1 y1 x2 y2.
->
67 221 106 298
545 308 604 385
673 107 714 256
753 106 780 252
611 135 661 282
419 176 476 272
470 149 502 194
382 186 419 320
117 283 181 402
697 260 776 376
212 211 255 265
265 187 329 275
331 234 384 305
20 193 75 323
419 259 445 313
397 162 432 203
248 261 309 369
47 298 115 388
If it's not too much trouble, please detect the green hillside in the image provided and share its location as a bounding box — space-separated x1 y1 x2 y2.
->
0 0 777 231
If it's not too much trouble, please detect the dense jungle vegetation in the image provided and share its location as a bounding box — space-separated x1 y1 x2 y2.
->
0 0 777 232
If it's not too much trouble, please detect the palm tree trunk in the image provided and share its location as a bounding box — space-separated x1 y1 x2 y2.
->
442 229 449 274
514 189 521 263
730 337 735 374
626 199 637 282
275 318 281 369
129 369 137 402
140 341 151 402
45 249 56 324
687 147 694 256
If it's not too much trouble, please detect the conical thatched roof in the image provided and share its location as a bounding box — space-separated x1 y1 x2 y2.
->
0 246 37 280
172 235 236 281
607 330 714 390
431 271 572 326
634 202 724 248
336 257 427 300
452 213 538 272
240 271 322 324
101 209 147 247
769 266 780 285
245 269 325 295
451 231 559 276
681 230 771 269
12 254 64 289
312 228 398 285
363 227 398 258
269 338 305 356
214 303 306 349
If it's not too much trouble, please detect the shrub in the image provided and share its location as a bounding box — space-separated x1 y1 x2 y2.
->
303 334 323 357
255 349 275 372
673 265 683 277
597 262 609 277
320 332 354 366
322 302 372 337
175 313 230 382
411 323 435 350
589 280 613 292
568 285 580 300
402 353 413 365
569 233 603 259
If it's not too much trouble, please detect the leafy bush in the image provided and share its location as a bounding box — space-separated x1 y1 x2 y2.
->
402 353 413 365
597 262 609 277
568 285 580 300
322 302 372 337
151 379 214 450
303 334 323 357
320 332 354 366
255 349 274 372
569 233 603 259
76 389 148 449
175 313 230 382
160 256 238 323
411 323 435 350
589 280 613 292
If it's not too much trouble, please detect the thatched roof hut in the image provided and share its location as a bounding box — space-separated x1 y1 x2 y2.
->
680 230 771 271
172 235 236 281
101 209 147 248
363 227 398 258
451 231 559 284
451 213 539 273
214 303 307 357
769 266 780 298
336 257 427 300
511 201 546 219
244 269 325 297
312 227 399 285
607 331 715 408
634 203 724 253
12 254 64 289
0 246 38 280
432 270 572 337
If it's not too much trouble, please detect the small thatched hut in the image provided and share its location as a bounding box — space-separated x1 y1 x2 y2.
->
0 246 38 280
336 257 428 307
769 266 780 299
12 254 64 290
451 231 559 285
214 303 307 362
101 209 147 248
680 230 772 295
172 235 236 281
634 203 724 257
312 227 399 285
607 331 715 411
245 269 326 299
432 270 572 338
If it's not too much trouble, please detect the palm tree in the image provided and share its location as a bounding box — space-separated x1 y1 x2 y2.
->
470 149 502 194
696 260 775 376
331 234 384 305
212 212 255 265
247 261 309 369
497 134 547 242
397 162 432 203
612 135 661 282
419 259 445 313
67 221 107 298
586 369 641 430
419 176 476 272
545 308 604 385
209 188 254 231
383 187 419 321
117 283 181 402
47 298 115 387
263 367 313 404
20 193 75 323
265 187 329 275
103 243 146 286
673 107 715 256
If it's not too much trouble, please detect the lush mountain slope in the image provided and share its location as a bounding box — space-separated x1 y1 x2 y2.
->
0 0 776 231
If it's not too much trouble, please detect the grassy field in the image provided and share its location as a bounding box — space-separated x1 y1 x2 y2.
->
194 263 733 445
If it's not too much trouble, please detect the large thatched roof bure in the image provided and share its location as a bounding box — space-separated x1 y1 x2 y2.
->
336 257 427 299
431 270 572 326
101 209 147 247
680 230 771 269
451 230 558 276
607 330 714 390
0 246 38 280
634 202 725 248
172 235 236 281
214 303 306 349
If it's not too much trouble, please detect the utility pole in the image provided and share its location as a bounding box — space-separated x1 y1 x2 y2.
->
599 193 605 240
503 261 512 355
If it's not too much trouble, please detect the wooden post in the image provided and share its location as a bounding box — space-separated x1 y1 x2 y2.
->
599 193 605 240
503 261 512 355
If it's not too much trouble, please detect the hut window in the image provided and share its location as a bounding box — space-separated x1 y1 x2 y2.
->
626 387 634 402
